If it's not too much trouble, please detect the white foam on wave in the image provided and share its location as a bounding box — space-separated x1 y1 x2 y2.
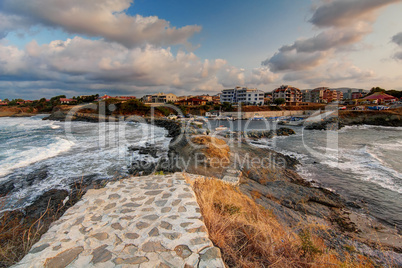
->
0 138 74 178
320 145 402 194
341 124 402 132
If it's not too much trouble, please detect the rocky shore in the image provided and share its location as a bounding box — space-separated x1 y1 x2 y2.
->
305 108 402 130
2 108 400 267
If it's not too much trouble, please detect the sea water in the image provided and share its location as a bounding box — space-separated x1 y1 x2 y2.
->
0 115 170 212
207 119 402 230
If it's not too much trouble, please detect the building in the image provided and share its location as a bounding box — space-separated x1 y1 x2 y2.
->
96 94 112 101
363 92 398 104
0 101 8 106
220 87 264 105
310 87 343 103
212 94 221 104
151 93 177 103
351 92 363 99
301 89 311 102
60 98 76 104
195 95 213 102
272 85 302 105
264 93 272 104
175 98 207 106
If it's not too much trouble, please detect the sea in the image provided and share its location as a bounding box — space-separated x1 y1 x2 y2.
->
207 119 402 230
1 116 401 231
0 115 170 212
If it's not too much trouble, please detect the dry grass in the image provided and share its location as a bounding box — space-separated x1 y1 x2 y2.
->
191 177 375 268
192 136 230 161
0 207 51 267
0 179 89 267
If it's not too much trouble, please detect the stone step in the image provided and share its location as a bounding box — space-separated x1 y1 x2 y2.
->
14 173 225 268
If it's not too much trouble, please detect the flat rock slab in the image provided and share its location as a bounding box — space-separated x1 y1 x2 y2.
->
14 173 224 268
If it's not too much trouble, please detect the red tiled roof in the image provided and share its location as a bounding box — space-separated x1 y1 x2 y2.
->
363 92 397 100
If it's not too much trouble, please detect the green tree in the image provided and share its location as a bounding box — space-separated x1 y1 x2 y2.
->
385 90 402 99
368 87 386 95
274 98 286 105
221 102 233 111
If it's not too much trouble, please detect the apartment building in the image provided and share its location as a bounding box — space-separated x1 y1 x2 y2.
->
141 93 177 103
311 87 343 103
301 89 311 102
272 85 302 104
220 87 264 105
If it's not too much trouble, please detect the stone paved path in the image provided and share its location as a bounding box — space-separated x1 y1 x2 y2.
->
14 173 224 268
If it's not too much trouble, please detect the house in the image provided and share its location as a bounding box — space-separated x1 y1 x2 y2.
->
212 94 221 104
24 100 33 104
363 92 398 104
96 94 112 101
195 95 213 102
0 101 8 106
220 87 264 105
175 98 207 106
148 93 177 103
60 98 77 104
272 85 302 105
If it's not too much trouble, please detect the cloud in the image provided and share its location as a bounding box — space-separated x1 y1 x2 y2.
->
391 32 402 60
309 0 401 28
0 12 32 39
283 62 374 84
263 0 399 73
261 0 401 86
263 50 328 72
0 37 277 99
1 0 201 47
278 26 370 54
392 32 402 46
394 51 402 60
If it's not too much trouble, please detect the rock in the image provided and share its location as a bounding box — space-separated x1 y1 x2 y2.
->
113 256 149 265
92 233 109 241
44 246 84 268
148 227 160 236
91 245 112 264
142 241 168 252
160 221 173 230
30 243 50 254
25 189 69 220
304 117 344 130
125 233 139 239
174 245 192 259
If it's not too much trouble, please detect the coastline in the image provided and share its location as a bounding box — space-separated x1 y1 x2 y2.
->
1 110 402 266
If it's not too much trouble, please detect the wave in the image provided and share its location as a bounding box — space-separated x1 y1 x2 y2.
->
320 145 402 194
341 125 402 132
0 137 74 178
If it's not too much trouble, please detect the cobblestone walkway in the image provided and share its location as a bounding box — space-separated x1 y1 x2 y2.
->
14 173 224 268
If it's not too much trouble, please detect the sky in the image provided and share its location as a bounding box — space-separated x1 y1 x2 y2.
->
0 0 402 100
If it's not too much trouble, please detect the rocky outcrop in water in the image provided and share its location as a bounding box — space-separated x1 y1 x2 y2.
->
304 117 344 130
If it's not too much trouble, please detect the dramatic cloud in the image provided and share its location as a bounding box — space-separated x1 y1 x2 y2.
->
263 50 328 72
392 32 402 46
263 0 399 72
1 0 201 47
261 0 401 86
0 37 277 99
309 0 401 28
392 32 402 60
